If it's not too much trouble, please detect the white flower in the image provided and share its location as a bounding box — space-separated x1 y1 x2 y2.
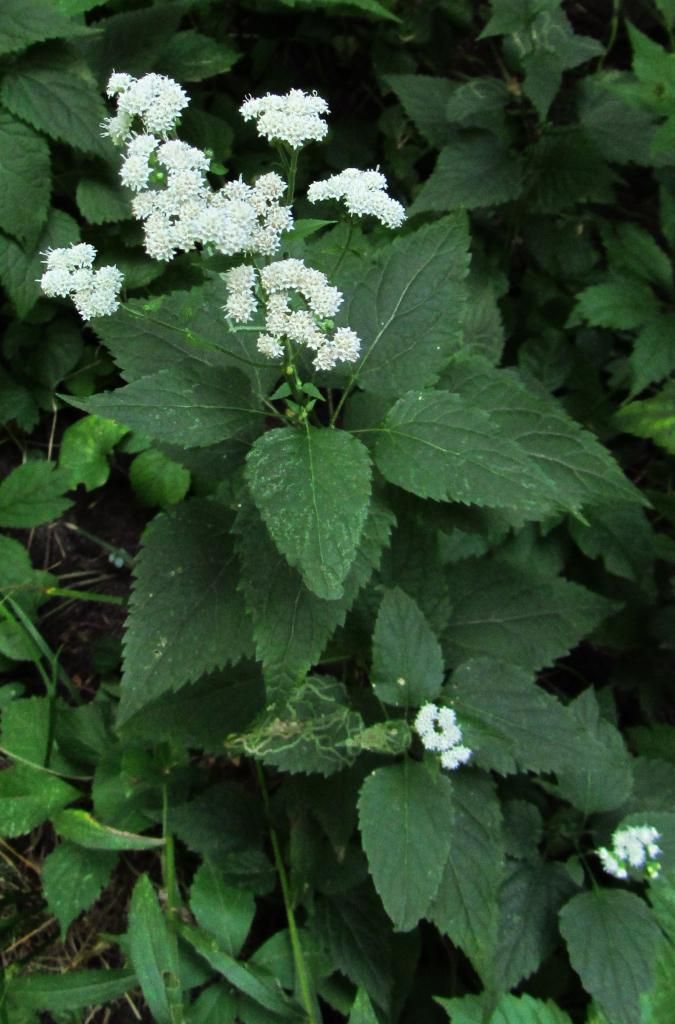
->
40 244 123 320
596 825 662 881
223 264 258 323
105 72 188 140
240 89 329 148
257 333 284 359
260 259 342 318
307 168 406 229
414 702 472 771
119 134 158 191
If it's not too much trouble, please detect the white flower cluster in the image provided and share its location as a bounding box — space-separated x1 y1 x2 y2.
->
224 258 361 371
40 244 123 320
597 825 662 881
308 168 406 228
103 72 189 143
240 89 329 149
105 73 294 263
414 703 472 771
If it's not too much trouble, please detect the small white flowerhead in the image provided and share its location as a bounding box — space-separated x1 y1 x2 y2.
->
40 244 123 320
105 72 188 140
414 702 471 770
240 89 330 149
307 168 406 229
596 824 662 881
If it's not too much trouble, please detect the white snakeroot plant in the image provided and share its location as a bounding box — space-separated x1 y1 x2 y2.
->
597 825 662 880
40 244 124 320
414 703 472 771
240 89 330 148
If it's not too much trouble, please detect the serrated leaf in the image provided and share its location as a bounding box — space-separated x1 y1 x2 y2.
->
129 448 191 508
228 677 363 776
491 993 574 1024
384 74 455 147
358 760 454 931
627 315 675 398
6 970 136 1012
118 499 253 724
81 364 264 448
0 0 85 58
1 56 109 156
571 279 659 331
569 504 656 584
348 989 379 1024
53 809 165 850
615 381 675 454
92 281 276 396
374 389 559 514
340 216 470 396
429 772 504 981
0 209 79 318
179 923 298 1016
129 874 182 1024
235 499 393 698
313 887 393 1012
449 658 584 775
492 859 577 992
0 460 71 527
76 178 132 225
0 111 50 245
246 426 371 600
158 29 240 81
0 535 54 618
443 560 618 672
371 587 444 706
42 841 116 935
555 689 633 813
190 861 256 957
58 414 128 491
559 889 662 1024
443 358 644 511
528 126 616 212
0 764 78 837
409 133 524 216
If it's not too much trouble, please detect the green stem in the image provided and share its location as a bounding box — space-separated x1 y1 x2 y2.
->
330 218 354 278
63 523 134 567
162 783 179 918
255 763 319 1024
286 148 300 206
42 585 125 606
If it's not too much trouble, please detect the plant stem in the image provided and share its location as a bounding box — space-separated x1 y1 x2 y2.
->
42 585 125 606
255 762 320 1024
331 218 354 278
286 148 299 206
598 0 621 70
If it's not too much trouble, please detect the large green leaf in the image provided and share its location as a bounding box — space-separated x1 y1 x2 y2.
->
190 861 256 957
92 281 277 395
492 859 577 992
555 689 633 814
559 890 662 1024
158 29 240 81
76 177 133 225
340 216 470 396
429 772 504 982
371 587 444 707
442 561 617 672
235 499 394 698
384 74 455 147
0 111 50 245
0 460 71 527
0 764 78 837
373 389 559 514
128 874 182 1024
409 133 524 215
118 499 253 724
443 358 643 511
348 989 379 1024
81 364 264 448
245 426 372 600
1 54 110 156
6 970 136 1012
227 677 363 776
0 0 85 58
449 658 588 776
42 842 116 936
129 448 191 508
358 760 454 931
53 809 165 850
